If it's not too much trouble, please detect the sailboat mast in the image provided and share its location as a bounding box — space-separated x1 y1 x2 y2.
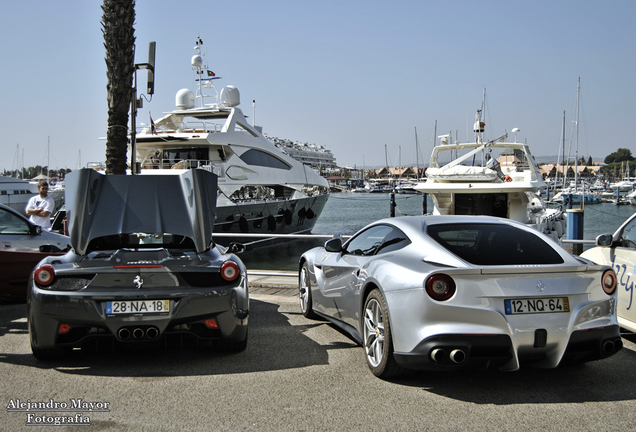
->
415 127 419 179
559 111 565 187
574 77 580 189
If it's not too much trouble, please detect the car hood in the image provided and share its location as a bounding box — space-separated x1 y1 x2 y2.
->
65 169 218 255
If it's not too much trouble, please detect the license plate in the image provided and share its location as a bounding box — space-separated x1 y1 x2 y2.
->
106 300 170 315
504 297 569 315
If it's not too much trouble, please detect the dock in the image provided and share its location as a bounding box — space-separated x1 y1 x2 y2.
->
248 270 298 297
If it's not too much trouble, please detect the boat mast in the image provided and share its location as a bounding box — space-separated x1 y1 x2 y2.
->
574 77 580 190
415 127 419 179
558 111 565 188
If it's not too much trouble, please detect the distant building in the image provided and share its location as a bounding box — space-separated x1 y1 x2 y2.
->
375 166 418 179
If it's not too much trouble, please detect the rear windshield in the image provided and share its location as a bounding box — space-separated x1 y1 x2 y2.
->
426 223 564 265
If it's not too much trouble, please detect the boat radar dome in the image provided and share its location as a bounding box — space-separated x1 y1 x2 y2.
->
220 85 240 107
176 88 195 109
191 55 203 67
512 127 520 142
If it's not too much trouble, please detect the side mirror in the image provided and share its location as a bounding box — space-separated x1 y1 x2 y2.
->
324 237 343 253
30 224 42 235
595 234 613 247
227 242 246 254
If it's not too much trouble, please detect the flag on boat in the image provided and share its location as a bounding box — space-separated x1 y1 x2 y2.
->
150 113 156 135
207 70 215 77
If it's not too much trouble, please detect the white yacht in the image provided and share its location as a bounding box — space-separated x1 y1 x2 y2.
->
414 111 566 240
0 176 37 215
133 38 329 240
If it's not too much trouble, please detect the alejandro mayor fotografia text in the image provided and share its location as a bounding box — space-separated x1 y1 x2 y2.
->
6 398 111 426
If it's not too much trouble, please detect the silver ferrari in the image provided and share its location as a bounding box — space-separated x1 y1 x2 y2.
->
298 215 621 378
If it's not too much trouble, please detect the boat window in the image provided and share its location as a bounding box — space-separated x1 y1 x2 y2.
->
455 193 507 218
163 148 209 165
239 149 291 170
426 223 564 265
0 208 31 235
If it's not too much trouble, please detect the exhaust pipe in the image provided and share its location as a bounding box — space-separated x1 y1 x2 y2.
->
430 348 446 363
602 340 615 354
449 349 467 364
118 328 131 340
146 327 159 340
133 328 145 339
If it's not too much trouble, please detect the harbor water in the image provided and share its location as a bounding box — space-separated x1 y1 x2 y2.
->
237 192 636 271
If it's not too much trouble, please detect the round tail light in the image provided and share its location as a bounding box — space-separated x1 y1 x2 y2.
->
34 264 55 286
221 261 240 282
425 274 456 301
601 269 617 295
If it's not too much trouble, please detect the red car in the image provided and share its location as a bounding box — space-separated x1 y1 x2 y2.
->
0 204 70 301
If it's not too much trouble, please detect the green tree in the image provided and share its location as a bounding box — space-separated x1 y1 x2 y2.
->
604 148 634 165
102 0 136 175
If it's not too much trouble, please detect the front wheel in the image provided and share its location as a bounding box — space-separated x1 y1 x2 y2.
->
363 289 407 378
299 262 318 319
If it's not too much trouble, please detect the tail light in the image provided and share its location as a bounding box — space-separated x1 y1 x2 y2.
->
601 269 617 295
221 261 240 281
204 318 218 329
34 264 55 287
425 274 456 301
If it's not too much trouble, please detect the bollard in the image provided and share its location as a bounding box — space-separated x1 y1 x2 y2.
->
422 192 427 215
566 208 584 255
390 190 396 217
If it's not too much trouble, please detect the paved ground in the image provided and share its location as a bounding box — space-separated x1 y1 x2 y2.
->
3 271 636 431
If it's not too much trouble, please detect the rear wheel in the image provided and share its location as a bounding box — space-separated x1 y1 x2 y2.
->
299 262 318 319
363 289 407 378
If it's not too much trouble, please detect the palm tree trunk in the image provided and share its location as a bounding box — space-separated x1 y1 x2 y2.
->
102 0 135 174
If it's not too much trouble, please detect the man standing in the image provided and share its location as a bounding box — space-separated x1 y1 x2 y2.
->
25 180 55 231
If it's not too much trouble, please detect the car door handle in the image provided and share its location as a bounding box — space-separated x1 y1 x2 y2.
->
2 242 10 248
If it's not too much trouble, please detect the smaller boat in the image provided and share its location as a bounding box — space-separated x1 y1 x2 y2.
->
414 109 566 240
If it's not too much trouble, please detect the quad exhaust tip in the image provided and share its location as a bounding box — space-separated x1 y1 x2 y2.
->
118 328 131 340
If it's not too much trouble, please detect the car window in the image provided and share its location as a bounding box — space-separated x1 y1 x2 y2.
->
619 218 636 249
0 208 31 235
426 223 564 265
344 225 396 256
375 227 411 254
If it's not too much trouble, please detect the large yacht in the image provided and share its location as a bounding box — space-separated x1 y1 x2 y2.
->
414 110 566 241
133 38 329 241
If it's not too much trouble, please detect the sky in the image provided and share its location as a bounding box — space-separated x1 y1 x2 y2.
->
1 0 635 172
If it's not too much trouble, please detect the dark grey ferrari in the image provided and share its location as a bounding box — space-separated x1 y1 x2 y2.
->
27 168 248 360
